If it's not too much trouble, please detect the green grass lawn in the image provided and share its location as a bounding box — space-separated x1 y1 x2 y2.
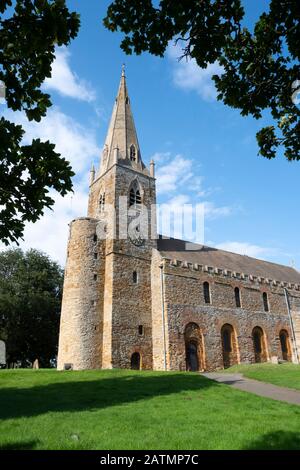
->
0 369 300 450
226 363 300 390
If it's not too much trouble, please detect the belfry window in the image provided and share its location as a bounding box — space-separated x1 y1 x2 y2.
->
263 292 269 312
133 271 138 284
129 185 141 207
130 145 136 161
99 193 105 213
203 282 211 304
235 287 241 308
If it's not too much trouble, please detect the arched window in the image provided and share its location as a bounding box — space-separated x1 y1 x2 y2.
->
99 193 105 213
203 282 211 304
235 287 241 308
133 271 138 284
130 145 136 161
131 352 141 370
263 292 269 312
129 182 142 207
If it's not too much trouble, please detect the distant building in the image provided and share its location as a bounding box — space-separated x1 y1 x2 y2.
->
57 70 300 371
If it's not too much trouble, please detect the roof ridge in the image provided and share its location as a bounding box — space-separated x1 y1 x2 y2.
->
157 235 299 275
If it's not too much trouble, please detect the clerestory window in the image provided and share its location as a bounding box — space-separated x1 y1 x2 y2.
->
203 282 211 304
235 287 241 308
263 292 269 312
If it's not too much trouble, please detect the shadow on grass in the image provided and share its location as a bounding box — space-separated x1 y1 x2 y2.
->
0 441 39 450
246 431 300 450
0 372 218 421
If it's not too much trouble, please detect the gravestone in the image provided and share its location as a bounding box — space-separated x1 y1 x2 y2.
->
33 359 39 369
0 340 6 367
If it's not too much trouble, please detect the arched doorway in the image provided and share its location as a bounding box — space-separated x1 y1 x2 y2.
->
221 324 239 368
184 323 204 371
279 329 292 361
252 326 268 363
131 352 141 370
186 342 198 372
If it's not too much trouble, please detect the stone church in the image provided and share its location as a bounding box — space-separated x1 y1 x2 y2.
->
57 69 300 372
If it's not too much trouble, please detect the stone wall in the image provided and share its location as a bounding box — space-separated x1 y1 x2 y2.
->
151 249 170 370
291 295 300 362
109 252 153 369
106 164 156 370
57 218 104 370
58 161 300 373
88 163 157 370
160 259 300 371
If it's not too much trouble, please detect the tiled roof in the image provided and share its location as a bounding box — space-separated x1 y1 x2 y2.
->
157 236 300 284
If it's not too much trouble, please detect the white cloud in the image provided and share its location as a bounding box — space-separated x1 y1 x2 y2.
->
0 176 90 266
1 108 101 265
166 194 191 207
214 241 275 259
14 182 89 266
43 47 96 102
203 202 233 220
154 151 234 242
150 151 172 163
4 108 100 174
154 152 234 224
167 43 224 101
155 154 195 194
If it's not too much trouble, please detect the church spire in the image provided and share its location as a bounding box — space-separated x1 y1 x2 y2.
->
99 66 148 175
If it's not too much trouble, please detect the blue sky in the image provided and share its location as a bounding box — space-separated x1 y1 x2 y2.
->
1 0 300 269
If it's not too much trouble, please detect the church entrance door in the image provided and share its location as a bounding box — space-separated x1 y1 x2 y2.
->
131 352 141 370
186 342 199 372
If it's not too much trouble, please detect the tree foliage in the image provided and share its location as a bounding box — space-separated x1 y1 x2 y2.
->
104 0 300 160
0 248 63 367
0 0 80 244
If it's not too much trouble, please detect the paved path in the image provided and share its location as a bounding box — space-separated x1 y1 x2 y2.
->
201 372 300 406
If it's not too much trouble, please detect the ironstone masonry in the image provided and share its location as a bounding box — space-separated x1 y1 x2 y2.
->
57 69 300 372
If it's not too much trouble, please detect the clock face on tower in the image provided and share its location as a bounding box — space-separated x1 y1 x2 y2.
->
128 224 145 247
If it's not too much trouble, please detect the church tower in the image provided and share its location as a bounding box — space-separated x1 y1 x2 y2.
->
57 68 157 370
